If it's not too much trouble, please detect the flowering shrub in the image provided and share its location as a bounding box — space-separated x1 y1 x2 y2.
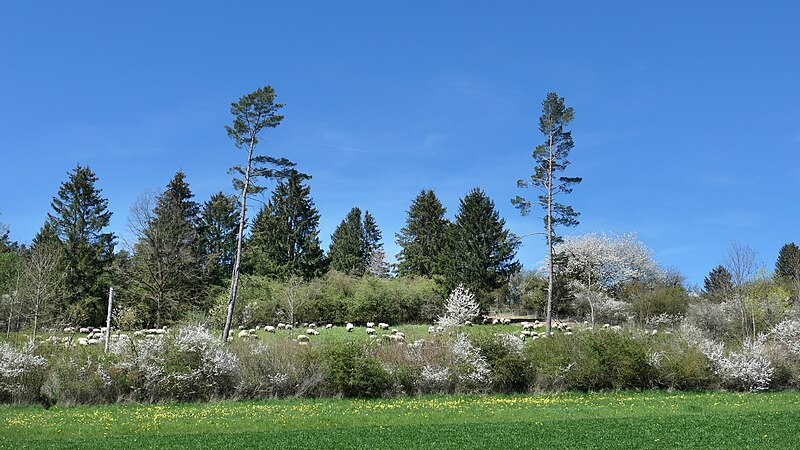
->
438 284 480 328
0 343 47 403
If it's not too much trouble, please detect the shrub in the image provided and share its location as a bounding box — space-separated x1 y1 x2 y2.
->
234 340 324 398
322 341 391 398
0 342 47 404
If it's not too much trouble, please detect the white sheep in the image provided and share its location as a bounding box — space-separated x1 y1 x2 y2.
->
365 327 376 335
285 324 293 331
77 337 89 346
308 323 317 329
277 323 286 329
378 322 389 330
464 320 473 326
265 326 276 333
238 330 250 338
79 327 89 334
346 323 354 332
297 334 309 342
428 326 435 334
307 329 319 335
366 322 375 328
325 324 333 329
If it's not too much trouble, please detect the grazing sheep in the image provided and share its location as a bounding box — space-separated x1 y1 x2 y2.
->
238 330 250 338
346 323 354 332
491 318 499 325
308 323 317 329
249 328 256 335
391 328 399 334
238 325 244 331
564 331 574 336
428 325 435 334
297 334 309 342
79 327 89 334
436 326 444 333
464 320 473 326
602 323 610 329
521 322 534 330
366 322 375 328
277 323 286 329
285 324 293 331
325 324 333 329
521 330 532 337
87 338 100 345
77 337 89 346
365 327 376 335
482 317 489 324
307 329 320 335
378 322 389 330
265 326 276 333
395 331 405 339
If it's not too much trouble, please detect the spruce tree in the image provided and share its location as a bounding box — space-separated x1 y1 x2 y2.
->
775 242 800 302
198 192 239 285
395 189 449 277
247 171 326 280
362 211 382 263
329 207 366 275
704 265 733 300
48 165 115 325
131 171 205 326
443 188 520 311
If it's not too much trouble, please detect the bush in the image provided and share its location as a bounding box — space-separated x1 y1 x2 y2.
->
234 339 324 398
322 341 391 398
525 331 648 391
0 342 47 404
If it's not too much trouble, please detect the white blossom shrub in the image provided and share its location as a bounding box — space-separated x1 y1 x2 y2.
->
682 324 773 391
450 333 491 388
235 340 323 398
419 364 453 393
770 319 800 358
437 284 480 328
0 343 47 403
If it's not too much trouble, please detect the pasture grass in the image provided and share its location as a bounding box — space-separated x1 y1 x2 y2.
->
2 390 798 449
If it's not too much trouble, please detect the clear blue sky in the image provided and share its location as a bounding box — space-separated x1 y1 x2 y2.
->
1 1 798 287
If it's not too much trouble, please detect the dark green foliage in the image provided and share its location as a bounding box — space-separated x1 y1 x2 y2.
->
329 208 383 276
704 265 733 300
0 219 18 253
775 242 800 280
322 342 391 398
440 188 519 310
131 172 206 326
525 331 649 391
246 171 326 280
47 165 115 325
471 334 531 393
198 192 239 285
395 189 450 277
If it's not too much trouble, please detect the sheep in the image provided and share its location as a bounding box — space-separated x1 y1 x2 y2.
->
265 326 276 333
249 328 256 335
325 324 333 329
285 324 293 331
366 322 375 328
378 322 389 330
428 326 435 334
77 337 89 346
296 334 310 342
365 327 376 335
308 323 317 329
238 330 250 338
391 328 399 334
238 325 244 331
307 329 319 335
564 331 574 336
79 327 89 334
491 318 499 325
436 326 444 333
503 318 512 325
464 320 473 326
277 323 286 329
87 338 100 345
133 330 143 337
521 330 532 337
602 323 610 329
383 334 405 343
521 322 534 330
346 322 354 332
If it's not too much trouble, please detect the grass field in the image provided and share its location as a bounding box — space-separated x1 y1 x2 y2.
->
2 391 799 449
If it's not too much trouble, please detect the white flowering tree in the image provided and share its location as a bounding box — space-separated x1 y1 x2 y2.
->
554 232 663 327
438 284 480 328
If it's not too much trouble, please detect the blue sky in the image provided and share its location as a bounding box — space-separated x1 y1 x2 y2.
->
1 1 798 286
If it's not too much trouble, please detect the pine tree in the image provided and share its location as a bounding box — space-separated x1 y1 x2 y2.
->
329 208 366 275
775 242 800 302
396 190 449 277
362 211 382 263
443 188 520 311
704 265 733 300
130 171 205 326
198 192 239 285
48 165 115 325
512 92 581 335
247 171 326 280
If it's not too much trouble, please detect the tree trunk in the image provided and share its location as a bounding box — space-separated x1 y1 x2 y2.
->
545 130 554 337
223 135 256 342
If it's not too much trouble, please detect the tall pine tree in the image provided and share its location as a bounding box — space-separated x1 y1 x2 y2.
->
775 242 800 302
442 188 520 310
704 265 733 300
198 192 239 285
395 189 449 277
247 171 326 280
48 165 115 325
131 171 205 326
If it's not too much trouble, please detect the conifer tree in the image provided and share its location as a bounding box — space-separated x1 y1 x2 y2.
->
443 188 519 310
48 165 115 325
329 208 366 275
704 265 733 300
247 171 326 280
513 92 581 335
775 242 800 302
130 171 205 326
395 189 449 277
198 192 239 285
